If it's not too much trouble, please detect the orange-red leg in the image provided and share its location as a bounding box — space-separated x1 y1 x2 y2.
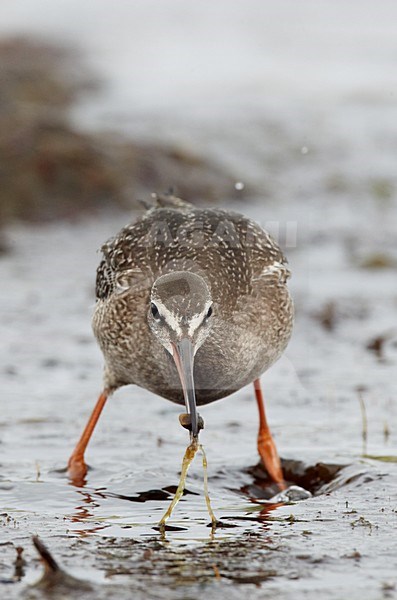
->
254 379 285 488
67 389 109 485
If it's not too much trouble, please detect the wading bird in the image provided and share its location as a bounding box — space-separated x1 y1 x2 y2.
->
68 195 293 486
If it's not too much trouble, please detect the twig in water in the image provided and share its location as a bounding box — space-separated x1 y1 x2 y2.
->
357 386 368 455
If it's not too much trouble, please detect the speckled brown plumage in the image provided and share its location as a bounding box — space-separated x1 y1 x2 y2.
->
92 195 294 406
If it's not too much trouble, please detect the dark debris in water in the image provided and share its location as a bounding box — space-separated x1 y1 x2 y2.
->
29 536 93 594
312 301 338 332
366 330 396 362
0 545 26 585
311 299 369 333
152 524 188 532
244 458 344 501
93 533 295 588
206 520 238 529
162 484 200 496
95 485 199 503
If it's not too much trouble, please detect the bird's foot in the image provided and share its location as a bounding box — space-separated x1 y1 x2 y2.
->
67 454 88 487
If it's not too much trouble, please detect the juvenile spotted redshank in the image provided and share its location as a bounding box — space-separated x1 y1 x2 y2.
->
68 195 294 486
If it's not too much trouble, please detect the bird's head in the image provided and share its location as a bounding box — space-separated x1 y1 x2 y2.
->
148 271 213 438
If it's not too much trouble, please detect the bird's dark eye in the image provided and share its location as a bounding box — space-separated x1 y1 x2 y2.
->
206 306 213 319
151 302 161 321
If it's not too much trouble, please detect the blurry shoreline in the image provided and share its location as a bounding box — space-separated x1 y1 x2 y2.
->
0 37 236 238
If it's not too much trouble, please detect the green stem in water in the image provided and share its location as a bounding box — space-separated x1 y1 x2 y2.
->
159 438 199 527
157 438 218 531
200 444 217 528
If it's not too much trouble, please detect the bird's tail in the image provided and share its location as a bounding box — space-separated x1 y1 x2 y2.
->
139 191 194 211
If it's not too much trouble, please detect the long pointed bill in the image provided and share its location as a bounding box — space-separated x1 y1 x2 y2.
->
172 338 199 438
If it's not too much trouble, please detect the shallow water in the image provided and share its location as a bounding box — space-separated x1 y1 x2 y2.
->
1 11 397 588
1 203 396 599
1 1 397 594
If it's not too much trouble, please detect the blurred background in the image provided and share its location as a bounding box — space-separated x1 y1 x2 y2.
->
1 0 397 457
1 0 397 463
1 0 397 231
1 2 397 595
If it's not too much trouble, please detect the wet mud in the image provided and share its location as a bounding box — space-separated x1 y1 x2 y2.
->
1 206 397 599
1 97 397 599
1 451 395 600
